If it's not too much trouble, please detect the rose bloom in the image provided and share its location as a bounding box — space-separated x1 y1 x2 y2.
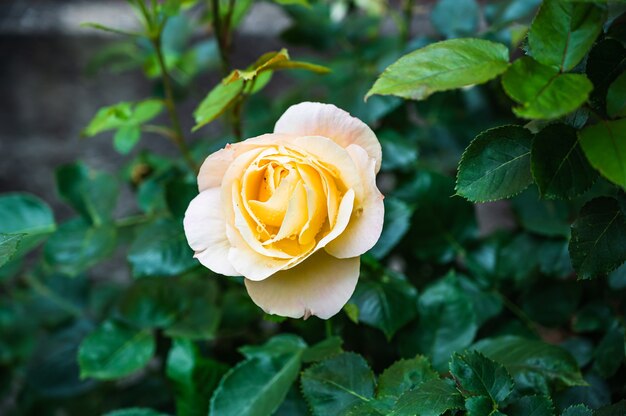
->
183 102 384 319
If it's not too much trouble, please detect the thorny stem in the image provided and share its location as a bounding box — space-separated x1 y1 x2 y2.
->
151 35 199 173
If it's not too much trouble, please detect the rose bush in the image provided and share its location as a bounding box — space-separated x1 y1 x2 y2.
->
183 102 384 319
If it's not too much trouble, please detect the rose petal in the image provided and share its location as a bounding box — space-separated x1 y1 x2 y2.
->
226 224 290 281
274 102 382 172
244 250 360 319
198 133 294 192
183 189 239 276
325 145 384 258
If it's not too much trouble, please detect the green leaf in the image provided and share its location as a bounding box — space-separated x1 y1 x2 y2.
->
78 320 155 380
56 162 119 225
210 336 306 416
586 39 626 117
569 197 626 279
128 219 198 278
118 276 220 340
456 125 533 202
0 193 56 256
103 409 169 416
561 404 593 416
302 337 343 363
44 218 117 277
166 338 228 416
395 170 476 262
528 0 605 71
473 336 586 394
531 123 597 199
431 0 480 38
379 130 418 172
0 234 23 268
511 188 571 237
596 401 626 416
407 272 478 371
366 38 510 100
506 395 554 416
370 197 412 259
388 378 464 416
114 124 141 154
450 350 514 404
607 71 626 118
301 352 375 416
83 99 163 136
592 325 625 377
350 274 418 339
193 79 244 131
377 355 438 399
579 118 626 189
465 396 503 416
501 57 593 119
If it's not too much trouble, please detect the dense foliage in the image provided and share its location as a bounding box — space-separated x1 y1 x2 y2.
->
2 0 626 415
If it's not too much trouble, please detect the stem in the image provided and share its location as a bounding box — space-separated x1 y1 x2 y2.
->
142 124 177 140
400 0 414 43
211 0 230 75
151 35 199 172
115 214 152 228
496 291 540 336
24 273 83 318
325 320 333 338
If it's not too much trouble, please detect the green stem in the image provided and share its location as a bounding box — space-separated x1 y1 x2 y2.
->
24 273 83 318
400 0 414 43
151 36 198 173
325 320 333 338
115 214 152 228
496 291 540 336
211 0 230 75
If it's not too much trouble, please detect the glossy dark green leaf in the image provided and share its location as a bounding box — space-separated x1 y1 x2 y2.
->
103 409 169 416
456 125 533 202
396 170 476 262
569 197 626 279
528 0 605 71
465 396 502 416
379 130 418 172
586 39 626 117
596 401 626 416
410 273 478 371
0 234 23 268
301 337 343 363
377 355 438 399
78 320 155 380
607 71 626 118
450 350 514 404
531 123 597 199
44 218 117 277
501 57 593 119
388 378 464 416
562 404 593 416
350 274 418 339
56 163 119 225
592 325 625 377
431 0 479 38
367 38 510 100
210 335 306 416
370 197 412 259
473 336 585 394
128 219 197 278
166 338 228 416
579 119 626 189
507 395 554 416
301 353 375 416
0 193 56 256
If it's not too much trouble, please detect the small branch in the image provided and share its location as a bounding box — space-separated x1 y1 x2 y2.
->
211 0 230 75
24 273 83 318
496 291 540 337
151 35 199 172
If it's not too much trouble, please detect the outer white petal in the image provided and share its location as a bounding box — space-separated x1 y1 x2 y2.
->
244 251 360 319
183 189 239 276
274 102 382 172
325 145 384 258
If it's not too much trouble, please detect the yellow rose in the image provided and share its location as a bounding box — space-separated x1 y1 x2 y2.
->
183 102 384 319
